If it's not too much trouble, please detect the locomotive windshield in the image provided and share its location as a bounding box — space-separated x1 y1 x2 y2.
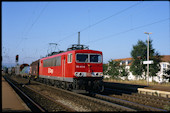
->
76 54 102 63
90 54 102 63
76 54 88 63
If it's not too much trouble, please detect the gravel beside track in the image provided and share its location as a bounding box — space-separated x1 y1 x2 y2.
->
103 82 170 111
4 76 45 112
5 75 74 112
6 75 136 112
92 93 167 111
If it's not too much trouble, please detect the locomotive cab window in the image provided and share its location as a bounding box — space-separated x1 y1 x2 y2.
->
90 54 102 63
76 53 102 63
68 53 72 63
76 54 88 63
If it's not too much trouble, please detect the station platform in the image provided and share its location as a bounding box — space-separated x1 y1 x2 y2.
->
2 76 31 112
138 88 170 98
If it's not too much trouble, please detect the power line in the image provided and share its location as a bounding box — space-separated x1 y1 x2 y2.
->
57 1 142 43
12 2 50 57
25 2 49 35
79 1 142 32
58 32 78 43
84 18 170 44
21 3 40 37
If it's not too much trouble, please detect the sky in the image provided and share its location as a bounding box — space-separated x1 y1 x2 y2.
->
2 1 170 67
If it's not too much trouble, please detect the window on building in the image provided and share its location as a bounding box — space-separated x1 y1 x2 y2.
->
163 68 166 74
128 60 132 64
167 65 170 69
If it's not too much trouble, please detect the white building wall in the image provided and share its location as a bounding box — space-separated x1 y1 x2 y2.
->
124 61 170 83
152 62 170 83
107 58 170 83
117 60 170 83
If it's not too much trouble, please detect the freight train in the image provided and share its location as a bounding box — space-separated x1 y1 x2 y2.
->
11 44 104 93
6 64 29 76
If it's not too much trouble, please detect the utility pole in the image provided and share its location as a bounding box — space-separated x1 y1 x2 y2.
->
78 32 80 45
144 32 152 86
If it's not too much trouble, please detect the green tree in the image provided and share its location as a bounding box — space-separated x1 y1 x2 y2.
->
119 65 129 79
164 69 170 82
107 60 129 79
164 62 170 82
103 63 108 75
130 39 161 79
107 60 120 79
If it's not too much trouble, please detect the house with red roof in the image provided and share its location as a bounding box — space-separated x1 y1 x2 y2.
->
112 55 170 83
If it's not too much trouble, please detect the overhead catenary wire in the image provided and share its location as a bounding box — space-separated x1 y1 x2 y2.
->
21 3 40 38
57 1 143 43
25 2 50 35
84 17 170 44
79 1 142 33
11 2 50 60
15 2 49 50
14 1 143 59
8 2 168 64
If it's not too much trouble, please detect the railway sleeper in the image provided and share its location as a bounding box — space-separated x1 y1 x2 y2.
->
120 95 167 110
122 94 170 108
96 94 167 111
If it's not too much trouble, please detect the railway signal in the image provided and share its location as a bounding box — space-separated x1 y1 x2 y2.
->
16 55 19 62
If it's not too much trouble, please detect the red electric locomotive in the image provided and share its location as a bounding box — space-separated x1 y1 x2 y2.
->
31 44 104 93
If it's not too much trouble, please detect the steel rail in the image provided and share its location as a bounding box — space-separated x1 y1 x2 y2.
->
4 76 46 112
43 82 136 112
7 75 166 111
104 87 169 110
93 93 167 111
25 77 136 111
23 85 76 112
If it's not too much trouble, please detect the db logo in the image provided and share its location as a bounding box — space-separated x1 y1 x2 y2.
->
48 68 53 74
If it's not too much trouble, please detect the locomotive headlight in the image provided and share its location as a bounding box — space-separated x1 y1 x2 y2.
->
92 72 103 77
75 72 86 77
75 72 79 77
94 72 99 77
79 72 82 77
96 73 99 76
91 72 95 77
80 72 86 77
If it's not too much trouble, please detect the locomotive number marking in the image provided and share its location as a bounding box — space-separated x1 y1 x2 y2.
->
48 68 53 74
76 65 85 68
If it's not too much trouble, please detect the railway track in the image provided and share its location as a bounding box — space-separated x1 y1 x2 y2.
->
4 76 76 112
91 93 167 111
3 76 45 112
5 75 170 111
5 75 136 112
102 87 170 111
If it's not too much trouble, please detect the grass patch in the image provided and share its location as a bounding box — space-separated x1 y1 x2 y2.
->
104 78 170 87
